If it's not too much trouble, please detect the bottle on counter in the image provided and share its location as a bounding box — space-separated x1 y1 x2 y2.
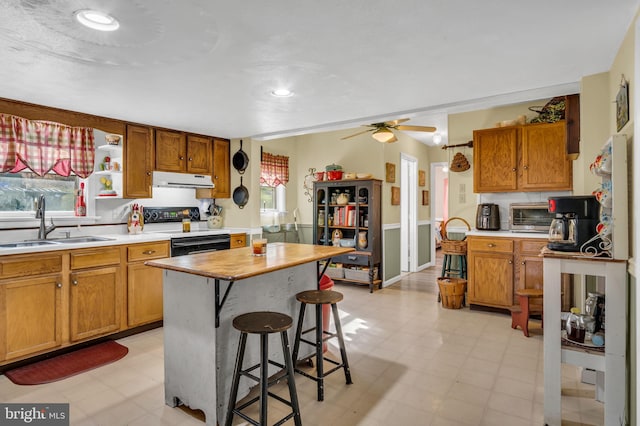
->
566 307 586 343
75 182 86 217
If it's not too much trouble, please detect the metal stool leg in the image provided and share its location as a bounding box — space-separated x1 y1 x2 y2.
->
225 332 247 426
331 303 352 385
291 302 306 366
315 303 324 401
259 333 269 425
280 331 302 426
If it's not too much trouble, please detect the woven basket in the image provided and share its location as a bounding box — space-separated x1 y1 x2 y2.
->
440 217 471 255
437 277 467 309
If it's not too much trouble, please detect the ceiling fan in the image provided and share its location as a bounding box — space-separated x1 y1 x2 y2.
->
340 119 437 143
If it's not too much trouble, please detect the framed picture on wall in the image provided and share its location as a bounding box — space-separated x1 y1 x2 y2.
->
391 186 400 205
616 77 629 132
385 162 396 183
418 170 426 187
422 190 429 206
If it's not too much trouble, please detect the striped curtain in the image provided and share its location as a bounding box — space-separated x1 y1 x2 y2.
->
0 113 95 178
260 152 289 187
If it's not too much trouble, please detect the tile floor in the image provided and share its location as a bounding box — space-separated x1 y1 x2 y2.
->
0 252 604 425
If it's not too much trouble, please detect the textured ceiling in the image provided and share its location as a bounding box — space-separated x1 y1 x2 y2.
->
0 0 637 145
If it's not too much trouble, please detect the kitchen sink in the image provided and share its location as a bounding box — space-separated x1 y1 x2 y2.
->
52 236 115 244
0 240 60 248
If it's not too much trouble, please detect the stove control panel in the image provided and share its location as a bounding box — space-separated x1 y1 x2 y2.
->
143 207 201 223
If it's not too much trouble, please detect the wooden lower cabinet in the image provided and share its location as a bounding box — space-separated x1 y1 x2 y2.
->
230 233 247 249
0 274 63 361
127 241 169 327
468 236 547 310
0 240 171 364
70 266 121 342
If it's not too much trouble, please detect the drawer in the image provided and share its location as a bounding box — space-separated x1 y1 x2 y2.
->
332 252 371 266
0 253 63 278
230 233 247 249
519 239 547 254
70 246 121 269
468 237 513 253
128 242 169 261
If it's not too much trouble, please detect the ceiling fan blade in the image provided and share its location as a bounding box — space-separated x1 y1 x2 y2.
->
395 125 437 132
385 118 410 126
340 128 374 140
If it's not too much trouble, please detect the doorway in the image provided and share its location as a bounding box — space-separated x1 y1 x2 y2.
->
430 162 449 266
400 153 418 272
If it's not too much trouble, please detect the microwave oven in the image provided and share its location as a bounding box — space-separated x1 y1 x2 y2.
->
509 202 555 233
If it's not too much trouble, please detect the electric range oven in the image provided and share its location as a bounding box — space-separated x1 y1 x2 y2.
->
143 207 231 256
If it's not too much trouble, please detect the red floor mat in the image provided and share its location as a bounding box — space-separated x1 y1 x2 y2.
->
5 341 128 385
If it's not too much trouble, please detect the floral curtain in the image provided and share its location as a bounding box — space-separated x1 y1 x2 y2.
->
0 113 95 178
260 152 289 187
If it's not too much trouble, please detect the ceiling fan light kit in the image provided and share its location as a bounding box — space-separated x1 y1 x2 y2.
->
341 118 437 143
372 128 396 143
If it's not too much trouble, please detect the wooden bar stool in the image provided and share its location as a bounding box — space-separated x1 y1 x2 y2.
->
291 290 352 401
225 311 302 426
510 288 544 337
438 217 470 303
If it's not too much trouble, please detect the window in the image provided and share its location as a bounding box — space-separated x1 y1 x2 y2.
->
0 172 77 213
260 184 286 212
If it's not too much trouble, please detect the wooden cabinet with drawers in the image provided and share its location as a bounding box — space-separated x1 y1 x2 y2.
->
468 236 548 310
467 237 515 308
127 241 170 327
69 246 123 342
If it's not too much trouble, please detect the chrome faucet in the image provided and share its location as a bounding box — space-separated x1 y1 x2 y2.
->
35 194 56 240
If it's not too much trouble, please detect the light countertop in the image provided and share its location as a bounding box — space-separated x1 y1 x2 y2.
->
466 230 549 239
146 242 354 281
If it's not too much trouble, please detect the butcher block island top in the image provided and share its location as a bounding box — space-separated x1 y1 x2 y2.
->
145 242 354 281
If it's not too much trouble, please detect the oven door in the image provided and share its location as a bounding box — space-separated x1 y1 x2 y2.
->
170 234 231 256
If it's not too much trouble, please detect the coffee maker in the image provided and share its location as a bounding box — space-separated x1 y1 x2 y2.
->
547 195 600 252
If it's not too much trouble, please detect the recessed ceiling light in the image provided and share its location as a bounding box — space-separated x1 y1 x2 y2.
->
271 88 293 98
74 9 120 32
432 133 443 144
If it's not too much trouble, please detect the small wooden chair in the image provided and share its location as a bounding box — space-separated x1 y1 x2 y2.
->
510 288 544 337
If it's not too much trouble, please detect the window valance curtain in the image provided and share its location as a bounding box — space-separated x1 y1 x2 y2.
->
0 113 95 178
260 152 289 187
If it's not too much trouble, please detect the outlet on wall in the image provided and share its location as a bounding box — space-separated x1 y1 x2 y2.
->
459 183 466 204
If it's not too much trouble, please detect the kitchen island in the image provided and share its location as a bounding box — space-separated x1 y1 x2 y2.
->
146 242 354 426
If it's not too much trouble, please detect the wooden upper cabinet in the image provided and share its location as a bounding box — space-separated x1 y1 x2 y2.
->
473 121 572 193
156 130 213 175
520 122 572 191
187 135 212 174
156 130 187 172
124 125 154 198
212 138 230 197
473 127 518 192
195 137 230 199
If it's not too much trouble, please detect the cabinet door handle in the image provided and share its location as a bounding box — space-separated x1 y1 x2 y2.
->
146 171 151 176
188 157 193 161
508 260 513 264
487 243 495 248
72 280 78 286
179 156 185 160
511 168 517 172
214 176 218 180
523 165 528 170
521 261 526 265
56 283 62 288
143 250 156 255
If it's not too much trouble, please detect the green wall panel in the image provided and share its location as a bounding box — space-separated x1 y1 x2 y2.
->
418 223 431 266
384 228 401 281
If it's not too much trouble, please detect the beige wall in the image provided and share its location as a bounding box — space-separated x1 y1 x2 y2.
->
260 128 431 226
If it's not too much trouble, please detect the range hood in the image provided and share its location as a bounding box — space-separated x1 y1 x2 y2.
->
152 171 214 189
